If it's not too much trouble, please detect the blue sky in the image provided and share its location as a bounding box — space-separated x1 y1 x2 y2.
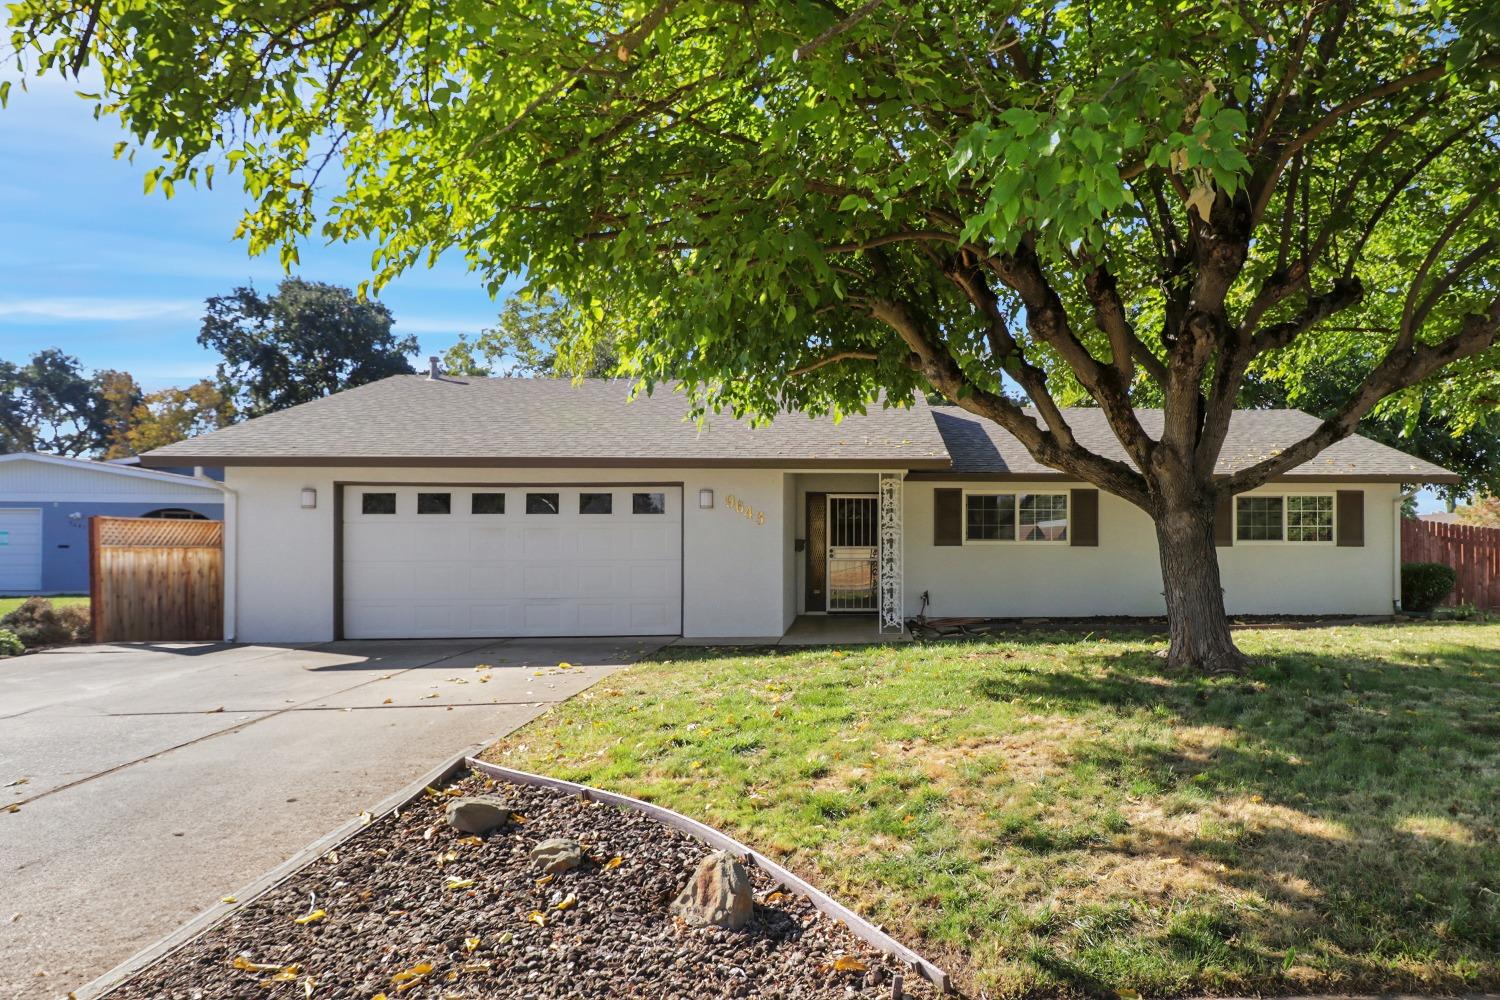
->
0 73 506 391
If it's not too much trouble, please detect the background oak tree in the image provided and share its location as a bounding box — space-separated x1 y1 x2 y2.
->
9 1 1498 669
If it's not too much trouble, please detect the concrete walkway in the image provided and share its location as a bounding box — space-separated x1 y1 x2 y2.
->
0 636 667 999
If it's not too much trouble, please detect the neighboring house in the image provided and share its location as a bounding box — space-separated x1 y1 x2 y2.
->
0 453 225 595
109 455 227 481
141 375 1457 643
1418 511 1462 525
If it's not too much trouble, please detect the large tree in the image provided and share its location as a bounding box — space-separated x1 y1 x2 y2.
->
121 379 238 454
0 349 119 456
442 290 622 378
9 3 1498 670
199 278 417 417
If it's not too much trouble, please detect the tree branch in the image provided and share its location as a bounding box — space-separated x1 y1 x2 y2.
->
785 350 882 378
1223 295 1500 494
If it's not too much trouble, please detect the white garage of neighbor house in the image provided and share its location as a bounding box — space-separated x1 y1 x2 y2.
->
140 374 1458 643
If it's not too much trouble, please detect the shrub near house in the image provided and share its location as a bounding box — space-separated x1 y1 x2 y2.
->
0 597 91 649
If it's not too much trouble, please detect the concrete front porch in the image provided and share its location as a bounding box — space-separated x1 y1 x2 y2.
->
672 614 909 647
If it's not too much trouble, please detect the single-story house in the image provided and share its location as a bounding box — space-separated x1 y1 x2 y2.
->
0 453 225 595
140 374 1456 643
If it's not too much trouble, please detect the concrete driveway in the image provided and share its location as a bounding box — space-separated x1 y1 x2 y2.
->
0 636 667 999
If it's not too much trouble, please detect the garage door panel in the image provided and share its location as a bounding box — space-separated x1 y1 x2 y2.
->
342 485 681 638
344 561 417 601
0 509 44 593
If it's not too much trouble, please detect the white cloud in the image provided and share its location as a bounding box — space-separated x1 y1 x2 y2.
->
0 298 201 322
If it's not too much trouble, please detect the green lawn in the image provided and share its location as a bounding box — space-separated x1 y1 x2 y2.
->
0 595 89 618
483 623 1500 998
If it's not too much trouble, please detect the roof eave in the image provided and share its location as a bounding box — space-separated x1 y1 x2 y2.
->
139 454 955 471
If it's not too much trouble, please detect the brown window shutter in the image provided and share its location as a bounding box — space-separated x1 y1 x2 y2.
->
1070 489 1099 546
1336 490 1365 546
1214 493 1234 546
934 488 962 546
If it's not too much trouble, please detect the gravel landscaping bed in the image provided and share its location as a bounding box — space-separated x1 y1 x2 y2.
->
111 770 937 1000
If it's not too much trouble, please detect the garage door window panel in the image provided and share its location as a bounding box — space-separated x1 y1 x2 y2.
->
579 492 613 514
361 492 397 515
472 493 505 514
527 493 560 514
417 492 451 515
633 492 667 514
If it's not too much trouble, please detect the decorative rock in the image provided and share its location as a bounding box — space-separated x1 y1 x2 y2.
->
530 837 583 874
671 851 753 929
443 796 513 835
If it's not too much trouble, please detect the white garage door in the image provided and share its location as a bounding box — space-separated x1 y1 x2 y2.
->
0 508 44 593
342 485 682 638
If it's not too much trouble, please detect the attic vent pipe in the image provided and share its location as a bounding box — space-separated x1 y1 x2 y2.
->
427 356 441 379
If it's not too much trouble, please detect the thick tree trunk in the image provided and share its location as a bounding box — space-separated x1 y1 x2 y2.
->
1154 499 1249 674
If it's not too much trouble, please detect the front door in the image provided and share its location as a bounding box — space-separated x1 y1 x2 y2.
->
826 494 878 613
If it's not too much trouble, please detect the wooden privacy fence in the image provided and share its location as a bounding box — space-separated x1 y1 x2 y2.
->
90 516 224 642
1402 518 1500 610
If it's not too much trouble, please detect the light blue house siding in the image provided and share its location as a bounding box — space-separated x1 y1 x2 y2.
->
0 498 224 594
0 454 225 596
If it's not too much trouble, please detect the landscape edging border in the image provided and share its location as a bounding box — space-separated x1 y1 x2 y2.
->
73 742 487 1000
467 757 953 994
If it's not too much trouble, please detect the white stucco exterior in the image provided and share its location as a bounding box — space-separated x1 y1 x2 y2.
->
902 480 1401 618
227 465 795 643
225 463 1404 643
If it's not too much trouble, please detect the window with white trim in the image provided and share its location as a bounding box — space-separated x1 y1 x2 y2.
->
1019 493 1069 542
965 492 1068 543
1236 494 1333 543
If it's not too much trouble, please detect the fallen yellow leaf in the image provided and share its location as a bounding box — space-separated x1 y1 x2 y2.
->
457 836 483 847
535 873 554 886
391 961 433 984
444 877 475 890
526 910 547 927
557 661 572 669
463 936 480 953
293 909 327 925
230 957 282 973
555 895 577 911
833 956 869 973
359 811 372 826
602 856 623 871
382 698 393 705
220 896 238 904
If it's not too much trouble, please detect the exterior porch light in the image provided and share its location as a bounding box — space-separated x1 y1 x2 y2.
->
300 487 318 509
698 488 714 509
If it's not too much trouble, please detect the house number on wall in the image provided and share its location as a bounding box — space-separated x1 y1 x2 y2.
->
724 494 766 526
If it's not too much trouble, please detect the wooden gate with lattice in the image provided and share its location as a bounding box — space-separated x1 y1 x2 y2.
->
89 516 224 642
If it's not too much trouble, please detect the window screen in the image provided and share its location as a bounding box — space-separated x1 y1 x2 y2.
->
1019 493 1068 541
965 494 1016 541
1236 496 1284 541
1287 495 1334 542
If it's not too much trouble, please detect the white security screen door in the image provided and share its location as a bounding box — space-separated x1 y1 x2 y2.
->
0 508 43 593
826 494 878 612
342 485 682 638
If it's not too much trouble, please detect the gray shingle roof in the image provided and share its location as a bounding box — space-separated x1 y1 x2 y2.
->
929 406 1457 482
143 376 951 468
141 375 1457 482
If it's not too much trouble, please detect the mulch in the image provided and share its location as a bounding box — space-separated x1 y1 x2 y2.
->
110 771 937 1000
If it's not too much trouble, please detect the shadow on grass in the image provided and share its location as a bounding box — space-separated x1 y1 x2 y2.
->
966 640 1500 991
